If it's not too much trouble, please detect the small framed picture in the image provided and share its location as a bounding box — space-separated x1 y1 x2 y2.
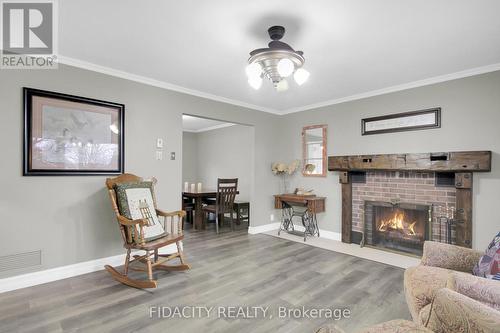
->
361 108 441 136
23 88 125 176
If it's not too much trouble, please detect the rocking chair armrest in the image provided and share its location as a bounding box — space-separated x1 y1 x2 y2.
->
117 215 148 226
156 209 185 234
156 209 186 218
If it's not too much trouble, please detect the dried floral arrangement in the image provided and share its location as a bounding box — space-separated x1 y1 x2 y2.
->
271 160 300 175
271 160 300 193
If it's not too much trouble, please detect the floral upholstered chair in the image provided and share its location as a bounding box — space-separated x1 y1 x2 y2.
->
404 241 500 332
317 240 500 333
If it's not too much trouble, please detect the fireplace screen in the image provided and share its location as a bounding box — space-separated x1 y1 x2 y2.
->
364 201 430 255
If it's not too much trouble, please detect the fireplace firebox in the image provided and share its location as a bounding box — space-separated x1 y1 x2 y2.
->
364 201 430 256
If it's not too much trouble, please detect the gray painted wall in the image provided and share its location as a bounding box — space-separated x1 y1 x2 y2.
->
182 125 254 201
280 71 500 250
0 64 283 278
190 125 254 202
1 63 499 279
182 131 198 183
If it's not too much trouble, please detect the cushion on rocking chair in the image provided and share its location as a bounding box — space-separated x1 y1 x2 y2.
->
114 181 167 242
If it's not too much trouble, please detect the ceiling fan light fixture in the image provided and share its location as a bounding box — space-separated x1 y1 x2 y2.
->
294 68 310 85
275 79 289 92
248 76 263 90
246 26 308 91
245 62 262 78
277 58 294 77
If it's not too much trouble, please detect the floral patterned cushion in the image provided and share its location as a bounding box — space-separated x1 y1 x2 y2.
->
418 304 432 326
424 288 500 333
420 241 483 273
404 265 450 321
473 232 500 279
114 181 166 242
447 272 500 310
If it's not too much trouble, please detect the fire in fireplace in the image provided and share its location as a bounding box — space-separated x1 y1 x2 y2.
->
364 201 430 256
378 211 418 236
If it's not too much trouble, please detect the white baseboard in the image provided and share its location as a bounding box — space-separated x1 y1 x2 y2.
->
0 253 125 294
317 229 342 241
248 222 341 241
0 244 179 294
248 222 281 234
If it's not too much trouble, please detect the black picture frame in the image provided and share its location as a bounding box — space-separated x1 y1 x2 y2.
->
361 108 441 136
23 87 125 176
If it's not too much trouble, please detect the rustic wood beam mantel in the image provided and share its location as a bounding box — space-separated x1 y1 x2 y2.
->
328 151 491 172
328 150 492 248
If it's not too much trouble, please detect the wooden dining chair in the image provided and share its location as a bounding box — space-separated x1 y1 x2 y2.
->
202 178 238 233
105 173 190 289
182 197 195 229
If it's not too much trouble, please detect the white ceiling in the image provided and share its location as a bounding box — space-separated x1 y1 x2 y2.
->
59 1 500 115
182 115 234 133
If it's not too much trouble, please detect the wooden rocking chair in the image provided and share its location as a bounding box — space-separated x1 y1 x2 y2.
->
105 173 190 289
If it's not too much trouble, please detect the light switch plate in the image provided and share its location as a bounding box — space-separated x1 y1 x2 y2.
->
170 152 176 160
156 151 163 160
156 138 163 149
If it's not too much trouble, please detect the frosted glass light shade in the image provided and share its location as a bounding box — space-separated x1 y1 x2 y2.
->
294 68 310 85
245 62 262 78
277 58 294 77
248 76 263 90
109 123 119 134
275 79 289 92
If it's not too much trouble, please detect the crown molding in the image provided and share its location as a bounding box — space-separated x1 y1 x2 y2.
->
57 56 279 114
58 56 500 116
183 122 236 133
280 63 500 115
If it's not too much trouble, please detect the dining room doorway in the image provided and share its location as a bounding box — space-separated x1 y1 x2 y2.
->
181 114 254 234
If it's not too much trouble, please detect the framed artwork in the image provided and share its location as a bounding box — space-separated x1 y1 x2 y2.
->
23 88 125 176
361 108 441 136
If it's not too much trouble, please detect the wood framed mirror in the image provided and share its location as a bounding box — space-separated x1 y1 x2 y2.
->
302 124 327 177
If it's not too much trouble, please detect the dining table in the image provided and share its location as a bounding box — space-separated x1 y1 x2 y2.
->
182 189 239 230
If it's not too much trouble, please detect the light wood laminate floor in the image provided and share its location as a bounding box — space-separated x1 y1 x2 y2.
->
0 228 410 333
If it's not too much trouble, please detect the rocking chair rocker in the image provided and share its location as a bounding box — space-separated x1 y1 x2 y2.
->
105 173 190 289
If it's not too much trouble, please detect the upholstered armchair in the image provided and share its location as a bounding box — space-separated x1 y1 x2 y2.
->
404 241 500 332
317 241 500 333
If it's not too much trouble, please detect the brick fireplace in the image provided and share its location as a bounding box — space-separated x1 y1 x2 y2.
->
328 151 492 254
352 171 455 255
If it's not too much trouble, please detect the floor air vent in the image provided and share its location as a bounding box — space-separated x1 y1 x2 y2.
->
0 250 41 272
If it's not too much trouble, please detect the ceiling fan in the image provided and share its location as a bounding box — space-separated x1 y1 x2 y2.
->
246 26 310 91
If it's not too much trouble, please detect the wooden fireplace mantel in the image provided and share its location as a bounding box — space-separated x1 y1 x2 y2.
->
328 151 491 172
328 150 492 249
